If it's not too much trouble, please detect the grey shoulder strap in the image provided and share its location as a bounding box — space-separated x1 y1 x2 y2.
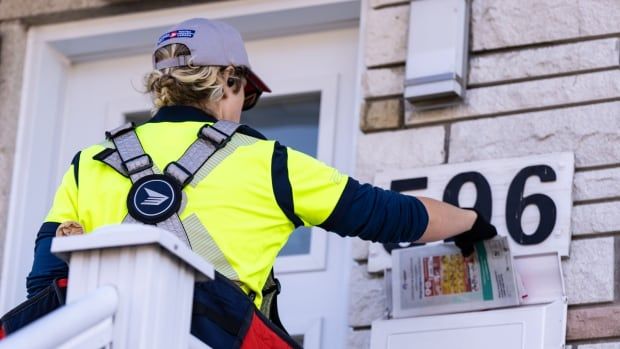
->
165 120 240 186
105 123 154 182
102 121 241 248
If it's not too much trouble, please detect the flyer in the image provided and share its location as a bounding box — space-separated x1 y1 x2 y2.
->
391 237 521 318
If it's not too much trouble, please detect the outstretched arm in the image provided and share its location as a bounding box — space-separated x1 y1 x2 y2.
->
415 197 476 242
277 146 497 255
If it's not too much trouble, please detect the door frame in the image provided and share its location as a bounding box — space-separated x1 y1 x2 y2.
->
1 0 362 312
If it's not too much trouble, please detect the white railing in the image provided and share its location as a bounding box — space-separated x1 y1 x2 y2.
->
0 286 117 349
0 225 215 349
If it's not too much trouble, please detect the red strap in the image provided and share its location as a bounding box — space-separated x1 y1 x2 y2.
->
240 313 293 349
0 325 6 340
56 278 68 288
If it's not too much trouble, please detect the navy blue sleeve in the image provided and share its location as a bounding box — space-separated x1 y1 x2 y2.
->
26 222 68 298
319 178 429 243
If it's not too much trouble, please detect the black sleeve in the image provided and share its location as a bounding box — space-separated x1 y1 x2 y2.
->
319 178 429 243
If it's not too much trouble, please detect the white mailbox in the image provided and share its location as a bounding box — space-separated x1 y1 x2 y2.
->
370 252 567 349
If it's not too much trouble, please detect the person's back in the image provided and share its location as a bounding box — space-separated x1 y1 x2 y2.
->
65 104 349 308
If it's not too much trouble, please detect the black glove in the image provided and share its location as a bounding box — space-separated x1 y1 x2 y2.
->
454 210 498 257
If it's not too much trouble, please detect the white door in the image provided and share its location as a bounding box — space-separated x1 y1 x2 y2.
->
52 27 358 348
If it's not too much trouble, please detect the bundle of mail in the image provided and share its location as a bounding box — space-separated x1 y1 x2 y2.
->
390 236 526 318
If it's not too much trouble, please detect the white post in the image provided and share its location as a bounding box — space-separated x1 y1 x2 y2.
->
51 224 214 349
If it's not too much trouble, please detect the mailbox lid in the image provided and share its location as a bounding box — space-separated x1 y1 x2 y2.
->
370 300 567 349
514 252 566 305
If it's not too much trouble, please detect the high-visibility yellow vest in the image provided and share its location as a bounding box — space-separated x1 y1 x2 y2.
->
45 105 349 308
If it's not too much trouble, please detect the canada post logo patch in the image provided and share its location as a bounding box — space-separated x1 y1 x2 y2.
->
133 179 175 217
157 29 195 45
127 174 182 224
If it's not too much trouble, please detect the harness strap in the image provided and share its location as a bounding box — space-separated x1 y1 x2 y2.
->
260 270 287 334
101 121 288 330
96 149 127 177
106 123 188 244
165 121 240 187
105 123 154 182
103 121 242 248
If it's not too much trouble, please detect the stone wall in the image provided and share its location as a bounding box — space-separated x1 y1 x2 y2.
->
350 0 620 347
0 20 27 271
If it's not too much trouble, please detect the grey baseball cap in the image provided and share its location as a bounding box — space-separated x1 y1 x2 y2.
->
152 18 271 107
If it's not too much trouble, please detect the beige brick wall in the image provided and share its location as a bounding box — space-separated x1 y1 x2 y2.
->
352 0 620 347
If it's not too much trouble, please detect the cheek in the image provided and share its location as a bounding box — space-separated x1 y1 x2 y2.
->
235 90 245 108
227 90 244 114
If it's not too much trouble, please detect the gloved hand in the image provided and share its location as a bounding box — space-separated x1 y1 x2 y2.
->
454 210 498 257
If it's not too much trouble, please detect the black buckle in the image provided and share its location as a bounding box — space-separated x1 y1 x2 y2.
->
263 278 281 296
164 161 194 187
123 154 153 176
105 122 135 140
198 125 230 149
274 278 281 295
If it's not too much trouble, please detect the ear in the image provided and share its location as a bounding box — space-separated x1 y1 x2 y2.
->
227 77 236 88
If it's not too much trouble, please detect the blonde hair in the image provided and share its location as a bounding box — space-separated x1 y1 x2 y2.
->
144 44 242 114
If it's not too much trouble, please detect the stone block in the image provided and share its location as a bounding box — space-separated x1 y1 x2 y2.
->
572 202 620 237
469 38 620 85
406 70 620 125
563 237 614 305
348 263 386 327
361 98 402 132
567 305 620 340
0 0 138 21
0 0 222 25
574 168 620 202
365 4 409 67
369 0 408 9
347 329 370 349
0 21 25 151
448 102 620 169
363 66 405 98
472 0 620 51
580 343 620 349
356 126 445 183
352 238 369 262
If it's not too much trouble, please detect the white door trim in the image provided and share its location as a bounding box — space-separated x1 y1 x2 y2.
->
288 317 323 349
1 0 361 312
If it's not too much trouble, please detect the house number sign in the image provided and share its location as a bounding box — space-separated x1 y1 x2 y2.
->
368 152 574 272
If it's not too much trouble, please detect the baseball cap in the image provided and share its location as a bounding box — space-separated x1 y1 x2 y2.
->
152 18 271 110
